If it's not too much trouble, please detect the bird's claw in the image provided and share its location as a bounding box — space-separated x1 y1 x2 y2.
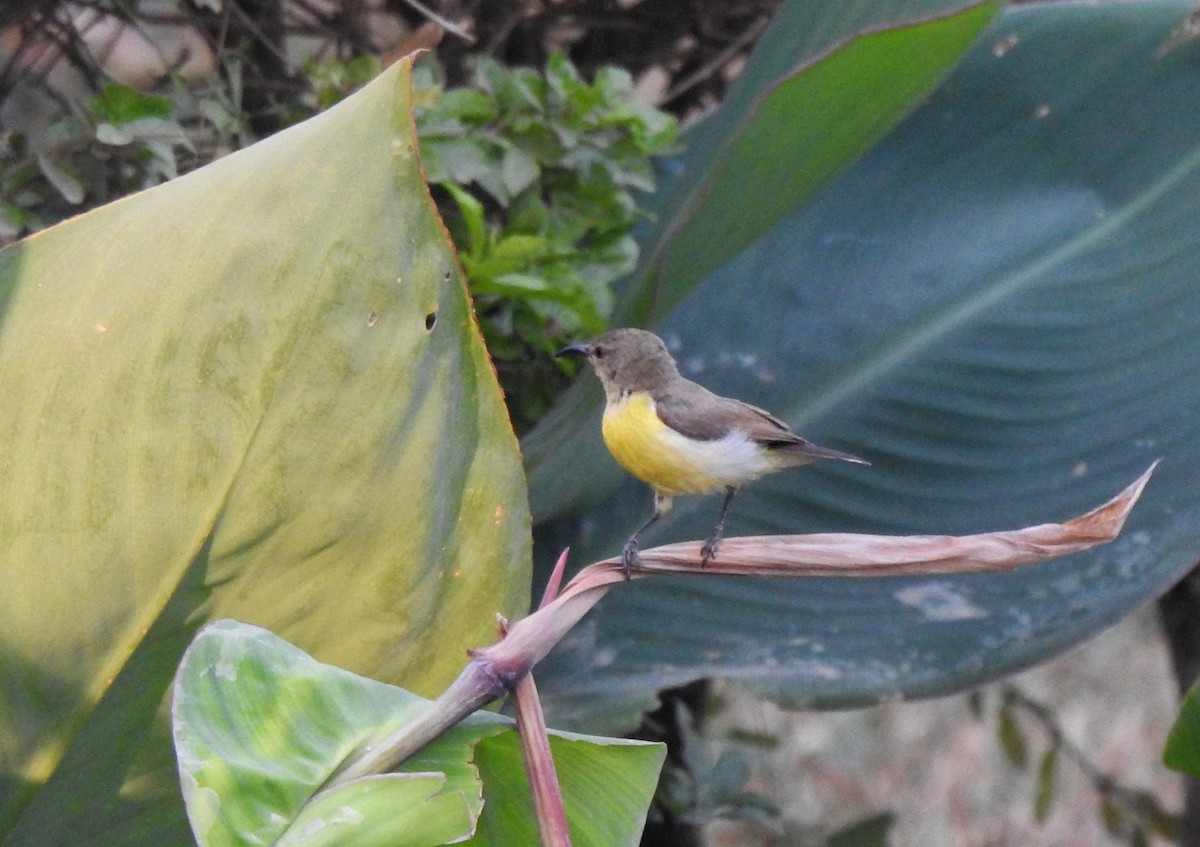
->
700 531 723 568
621 539 642 581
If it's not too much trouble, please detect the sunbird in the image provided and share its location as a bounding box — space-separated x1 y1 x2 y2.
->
558 328 868 579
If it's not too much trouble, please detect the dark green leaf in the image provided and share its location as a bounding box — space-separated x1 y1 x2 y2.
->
1128 789 1180 839
1100 796 1126 838
501 146 540 195
1034 747 1058 822
828 812 895 847
439 88 498 122
997 704 1029 770
1164 679 1200 776
529 1 1200 732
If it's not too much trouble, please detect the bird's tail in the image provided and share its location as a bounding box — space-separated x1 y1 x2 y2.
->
774 440 870 466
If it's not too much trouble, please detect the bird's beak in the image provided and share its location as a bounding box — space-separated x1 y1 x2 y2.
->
555 342 590 359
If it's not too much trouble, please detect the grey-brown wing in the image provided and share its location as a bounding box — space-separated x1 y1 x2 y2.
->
653 380 796 443
652 380 753 441
656 382 868 464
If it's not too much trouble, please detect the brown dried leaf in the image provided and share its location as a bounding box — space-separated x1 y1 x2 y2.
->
341 465 1157 778
604 461 1157 578
483 463 1156 680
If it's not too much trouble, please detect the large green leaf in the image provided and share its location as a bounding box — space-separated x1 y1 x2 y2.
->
174 621 664 847
524 0 1005 517
0 58 529 844
619 0 1004 326
530 0 1200 731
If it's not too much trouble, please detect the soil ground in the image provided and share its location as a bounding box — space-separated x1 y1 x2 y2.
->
704 606 1181 846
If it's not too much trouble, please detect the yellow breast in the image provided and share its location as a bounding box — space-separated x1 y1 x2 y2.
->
601 392 777 496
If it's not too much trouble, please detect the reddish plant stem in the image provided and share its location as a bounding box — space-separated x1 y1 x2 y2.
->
513 671 572 847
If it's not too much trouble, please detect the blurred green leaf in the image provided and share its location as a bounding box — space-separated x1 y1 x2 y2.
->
997 703 1029 770
35 152 84 204
1127 789 1180 839
1164 679 1200 777
90 83 173 125
1034 747 1058 822
1101 796 1127 838
0 57 529 845
827 812 895 847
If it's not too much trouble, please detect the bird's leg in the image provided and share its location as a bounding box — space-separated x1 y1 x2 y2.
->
700 487 738 567
623 491 672 580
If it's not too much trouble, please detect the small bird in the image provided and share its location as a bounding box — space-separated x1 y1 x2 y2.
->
557 328 868 579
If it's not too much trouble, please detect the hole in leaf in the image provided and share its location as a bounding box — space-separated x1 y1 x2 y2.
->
425 311 437 331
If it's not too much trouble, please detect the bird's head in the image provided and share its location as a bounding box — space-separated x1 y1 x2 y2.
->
556 328 680 397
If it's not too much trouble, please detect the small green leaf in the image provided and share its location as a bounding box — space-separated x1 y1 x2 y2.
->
1164 679 1200 776
1100 796 1126 838
442 181 489 260
724 729 780 749
35 152 84 204
491 234 552 262
1128 789 1181 839
90 83 172 125
827 812 895 847
705 750 751 802
439 88 497 122
1034 747 1058 823
501 146 540 196
997 703 1028 770
429 138 497 193
484 273 551 294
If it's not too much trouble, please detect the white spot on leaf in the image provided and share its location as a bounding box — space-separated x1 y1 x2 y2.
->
895 582 988 622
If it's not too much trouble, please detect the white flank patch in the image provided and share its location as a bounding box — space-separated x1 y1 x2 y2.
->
656 426 776 491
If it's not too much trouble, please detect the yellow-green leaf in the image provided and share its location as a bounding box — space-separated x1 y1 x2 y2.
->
0 56 529 845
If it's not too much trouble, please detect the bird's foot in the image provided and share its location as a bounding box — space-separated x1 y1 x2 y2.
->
700 529 723 568
621 539 642 581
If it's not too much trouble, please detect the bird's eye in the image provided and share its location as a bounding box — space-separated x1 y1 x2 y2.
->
593 347 606 360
